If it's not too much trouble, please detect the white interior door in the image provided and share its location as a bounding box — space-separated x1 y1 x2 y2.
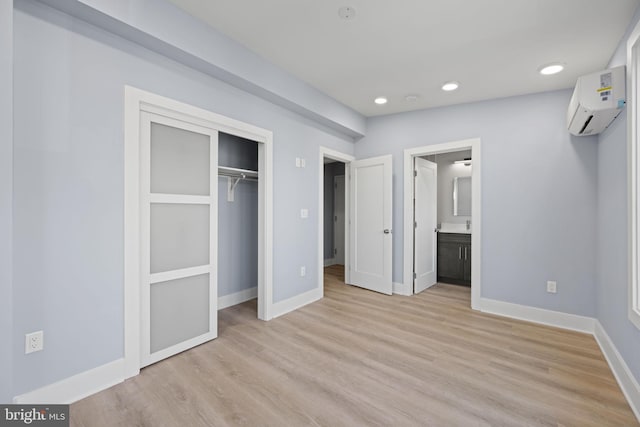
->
140 112 218 368
348 155 392 295
334 175 345 265
414 157 438 294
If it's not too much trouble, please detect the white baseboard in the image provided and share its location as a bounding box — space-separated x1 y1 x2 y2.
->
13 358 125 404
393 282 412 296
218 286 257 310
271 287 322 319
594 321 640 421
478 297 595 333
324 258 336 267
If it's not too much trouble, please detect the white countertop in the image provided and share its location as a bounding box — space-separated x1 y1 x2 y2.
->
438 222 471 234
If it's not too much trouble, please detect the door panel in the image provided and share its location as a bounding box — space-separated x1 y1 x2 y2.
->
348 155 392 295
414 157 438 294
150 273 210 353
334 175 346 265
140 112 218 368
437 242 462 279
150 122 211 196
150 203 210 274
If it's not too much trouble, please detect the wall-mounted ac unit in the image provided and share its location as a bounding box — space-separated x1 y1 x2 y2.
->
567 65 626 136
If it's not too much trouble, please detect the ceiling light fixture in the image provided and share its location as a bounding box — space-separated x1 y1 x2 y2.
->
539 63 564 75
442 81 459 92
454 158 472 166
374 97 388 105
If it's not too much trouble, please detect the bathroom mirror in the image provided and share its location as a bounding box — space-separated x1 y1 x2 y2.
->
453 176 471 216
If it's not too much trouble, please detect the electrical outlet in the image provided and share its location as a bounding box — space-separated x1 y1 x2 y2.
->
25 331 43 354
300 266 306 277
547 281 557 294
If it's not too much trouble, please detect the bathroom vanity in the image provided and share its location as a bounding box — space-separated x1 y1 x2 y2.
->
437 231 471 286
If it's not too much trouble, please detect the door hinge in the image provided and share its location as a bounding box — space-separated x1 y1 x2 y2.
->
334 248 337 255
414 221 418 229
335 182 338 189
413 272 417 279
335 215 338 222
414 170 417 177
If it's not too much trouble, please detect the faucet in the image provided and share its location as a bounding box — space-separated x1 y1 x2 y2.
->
466 220 471 230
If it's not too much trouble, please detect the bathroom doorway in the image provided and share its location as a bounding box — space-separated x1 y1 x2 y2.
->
403 138 482 309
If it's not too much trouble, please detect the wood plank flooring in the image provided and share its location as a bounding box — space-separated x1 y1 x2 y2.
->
71 265 638 426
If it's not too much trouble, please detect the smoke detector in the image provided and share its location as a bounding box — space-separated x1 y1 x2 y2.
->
338 6 356 20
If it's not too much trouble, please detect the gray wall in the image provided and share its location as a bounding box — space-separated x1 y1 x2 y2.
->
12 0 354 397
38 0 366 138
596 5 640 389
426 150 472 225
323 162 345 260
218 134 258 297
357 90 598 317
0 0 13 404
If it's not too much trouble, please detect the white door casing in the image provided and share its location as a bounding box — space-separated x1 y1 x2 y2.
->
124 86 274 379
414 157 438 294
334 175 346 265
348 155 393 295
140 112 218 368
318 147 355 294
402 138 481 309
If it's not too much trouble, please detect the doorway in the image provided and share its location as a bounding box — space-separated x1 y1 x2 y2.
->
318 147 354 294
124 87 274 378
403 138 482 309
323 161 346 267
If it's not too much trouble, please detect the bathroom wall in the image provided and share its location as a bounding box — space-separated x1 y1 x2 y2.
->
426 150 472 226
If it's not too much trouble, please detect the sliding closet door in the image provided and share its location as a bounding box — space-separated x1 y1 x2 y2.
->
140 112 218 368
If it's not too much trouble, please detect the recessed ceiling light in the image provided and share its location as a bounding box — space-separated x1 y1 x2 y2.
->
442 81 459 92
374 97 388 105
405 94 419 102
539 63 564 75
338 6 356 20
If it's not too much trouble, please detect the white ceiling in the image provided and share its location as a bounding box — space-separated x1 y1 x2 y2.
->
168 0 639 117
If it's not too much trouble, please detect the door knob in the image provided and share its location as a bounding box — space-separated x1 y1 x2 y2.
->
383 229 392 234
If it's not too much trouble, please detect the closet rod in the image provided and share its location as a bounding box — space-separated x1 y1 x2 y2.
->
218 165 258 181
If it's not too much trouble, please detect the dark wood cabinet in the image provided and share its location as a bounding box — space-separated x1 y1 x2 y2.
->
437 232 471 286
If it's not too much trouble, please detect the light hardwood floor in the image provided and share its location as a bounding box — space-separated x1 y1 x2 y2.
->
71 265 638 426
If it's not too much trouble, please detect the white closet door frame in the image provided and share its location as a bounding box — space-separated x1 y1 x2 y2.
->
139 112 218 367
124 86 274 379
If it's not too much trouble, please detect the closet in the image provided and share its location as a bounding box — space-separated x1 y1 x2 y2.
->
217 132 259 311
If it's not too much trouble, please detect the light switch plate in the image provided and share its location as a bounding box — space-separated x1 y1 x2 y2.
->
300 208 308 218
